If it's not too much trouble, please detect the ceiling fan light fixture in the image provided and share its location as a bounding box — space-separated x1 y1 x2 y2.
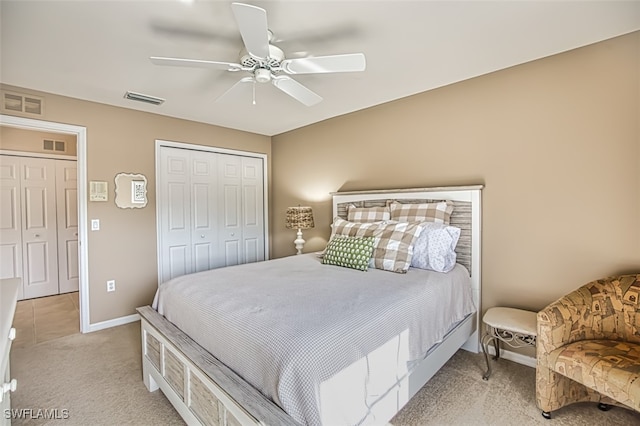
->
254 68 271 83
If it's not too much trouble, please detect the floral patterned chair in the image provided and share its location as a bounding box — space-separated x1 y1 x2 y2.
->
536 274 640 419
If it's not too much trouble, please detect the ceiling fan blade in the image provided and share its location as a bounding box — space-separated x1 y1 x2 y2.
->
281 53 366 75
150 56 242 71
231 2 269 59
272 76 322 106
216 76 255 103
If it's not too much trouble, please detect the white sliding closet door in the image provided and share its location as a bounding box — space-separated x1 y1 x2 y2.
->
0 155 78 300
161 148 220 281
158 145 265 284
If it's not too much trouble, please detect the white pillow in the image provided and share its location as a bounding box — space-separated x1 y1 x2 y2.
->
411 222 460 272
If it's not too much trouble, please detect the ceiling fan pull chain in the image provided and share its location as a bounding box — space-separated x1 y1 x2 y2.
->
252 80 256 105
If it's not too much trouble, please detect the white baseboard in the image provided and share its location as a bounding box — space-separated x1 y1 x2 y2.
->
85 313 140 333
486 345 537 368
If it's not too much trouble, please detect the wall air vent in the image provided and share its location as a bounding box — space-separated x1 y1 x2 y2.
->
124 91 165 106
1 90 44 116
43 139 66 152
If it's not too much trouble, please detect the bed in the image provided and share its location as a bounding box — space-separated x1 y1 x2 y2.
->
138 185 483 426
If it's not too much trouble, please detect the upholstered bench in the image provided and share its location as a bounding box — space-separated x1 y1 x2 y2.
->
536 274 640 419
481 307 537 380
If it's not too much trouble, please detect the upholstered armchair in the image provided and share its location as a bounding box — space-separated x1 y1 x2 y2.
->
536 274 640 418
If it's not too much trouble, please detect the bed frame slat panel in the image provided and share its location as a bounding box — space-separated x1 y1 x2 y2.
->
164 348 186 401
146 332 161 371
189 372 222 425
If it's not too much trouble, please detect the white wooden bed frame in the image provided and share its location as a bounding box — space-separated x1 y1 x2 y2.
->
138 185 483 426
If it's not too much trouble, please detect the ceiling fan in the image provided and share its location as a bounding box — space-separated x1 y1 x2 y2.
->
150 2 366 106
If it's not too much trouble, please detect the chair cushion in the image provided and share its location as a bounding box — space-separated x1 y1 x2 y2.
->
548 340 640 410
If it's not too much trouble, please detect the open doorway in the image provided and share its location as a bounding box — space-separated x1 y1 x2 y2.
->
0 114 89 333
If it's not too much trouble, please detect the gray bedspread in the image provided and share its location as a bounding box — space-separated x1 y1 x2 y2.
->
155 254 475 426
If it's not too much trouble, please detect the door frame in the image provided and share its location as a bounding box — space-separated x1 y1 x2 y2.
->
155 139 269 283
0 114 90 333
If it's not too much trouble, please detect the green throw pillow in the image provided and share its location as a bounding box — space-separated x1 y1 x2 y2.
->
322 236 375 271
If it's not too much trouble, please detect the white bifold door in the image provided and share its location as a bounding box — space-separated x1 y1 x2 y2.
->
158 146 265 284
0 155 78 300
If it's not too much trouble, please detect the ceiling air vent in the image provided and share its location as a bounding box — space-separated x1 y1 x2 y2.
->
1 91 44 116
124 91 165 106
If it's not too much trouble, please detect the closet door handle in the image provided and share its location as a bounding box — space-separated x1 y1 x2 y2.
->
200 235 205 239
34 234 40 238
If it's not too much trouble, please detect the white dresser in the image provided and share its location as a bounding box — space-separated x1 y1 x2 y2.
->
1 278 20 426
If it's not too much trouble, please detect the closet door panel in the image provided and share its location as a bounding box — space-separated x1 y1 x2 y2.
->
243 238 259 264
190 154 217 273
21 158 59 299
223 240 240 266
217 155 242 268
0 157 23 293
159 148 192 283
168 246 189 279
56 160 79 293
241 157 265 263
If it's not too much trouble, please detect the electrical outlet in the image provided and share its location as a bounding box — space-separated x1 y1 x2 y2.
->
106 280 115 292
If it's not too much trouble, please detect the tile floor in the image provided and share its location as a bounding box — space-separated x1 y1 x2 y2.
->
12 292 80 349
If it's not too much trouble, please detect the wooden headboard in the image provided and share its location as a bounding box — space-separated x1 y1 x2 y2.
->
335 198 473 273
331 185 483 351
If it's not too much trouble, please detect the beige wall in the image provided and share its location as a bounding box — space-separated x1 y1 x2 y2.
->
1 126 77 156
271 32 640 312
0 83 271 324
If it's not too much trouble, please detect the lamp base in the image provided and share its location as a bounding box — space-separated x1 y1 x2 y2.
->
293 229 305 255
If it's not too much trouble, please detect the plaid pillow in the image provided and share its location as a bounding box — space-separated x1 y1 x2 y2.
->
322 236 375 271
330 218 424 273
331 217 379 238
388 201 454 224
347 204 390 223
371 221 424 273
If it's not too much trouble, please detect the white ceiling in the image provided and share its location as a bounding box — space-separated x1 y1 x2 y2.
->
1 1 639 136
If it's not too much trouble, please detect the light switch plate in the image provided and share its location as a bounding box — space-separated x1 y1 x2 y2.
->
91 219 100 231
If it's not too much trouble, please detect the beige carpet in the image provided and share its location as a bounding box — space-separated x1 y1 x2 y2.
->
9 322 640 425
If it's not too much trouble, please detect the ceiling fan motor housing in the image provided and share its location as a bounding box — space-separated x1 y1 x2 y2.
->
240 44 285 69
